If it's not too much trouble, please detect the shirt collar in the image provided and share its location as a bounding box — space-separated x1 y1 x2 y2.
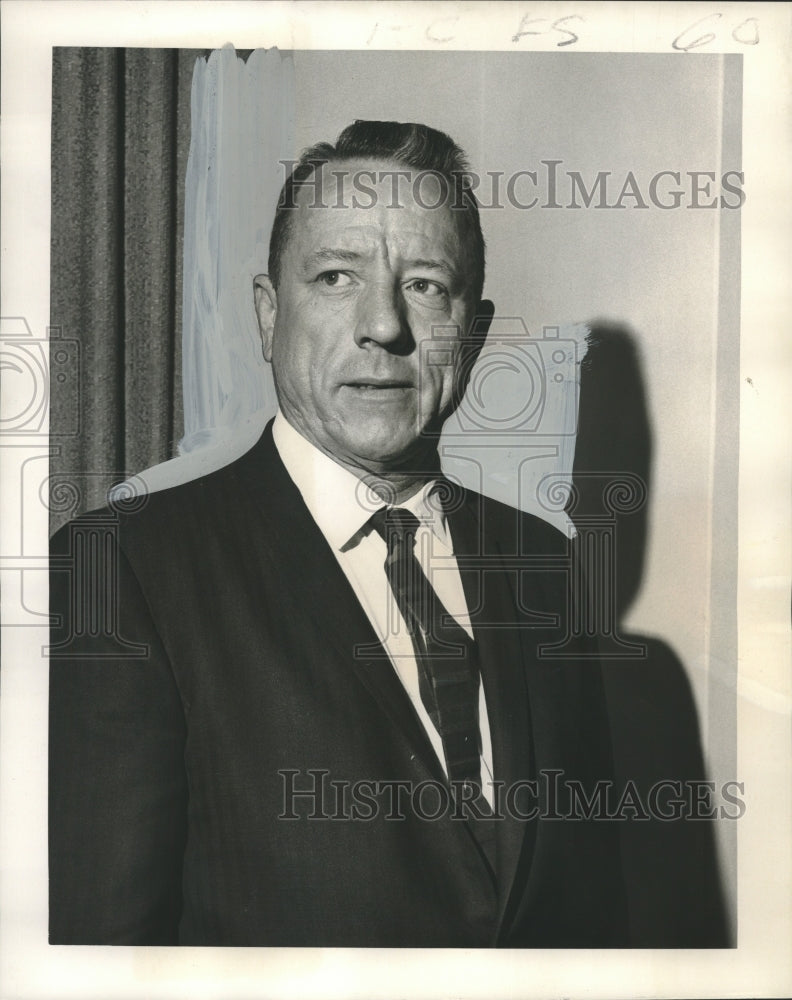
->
272 411 452 553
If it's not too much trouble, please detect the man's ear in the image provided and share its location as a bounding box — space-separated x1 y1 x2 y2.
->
253 274 278 362
469 298 494 352
453 299 495 406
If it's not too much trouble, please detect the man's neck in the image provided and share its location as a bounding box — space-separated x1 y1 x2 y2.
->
357 468 437 506
275 411 441 506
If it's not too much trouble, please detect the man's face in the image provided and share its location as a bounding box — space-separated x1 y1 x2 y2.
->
255 159 488 475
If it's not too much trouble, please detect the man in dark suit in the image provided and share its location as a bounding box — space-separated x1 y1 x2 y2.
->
49 120 628 946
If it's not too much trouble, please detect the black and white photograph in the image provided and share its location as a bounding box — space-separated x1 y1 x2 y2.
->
1 2 790 998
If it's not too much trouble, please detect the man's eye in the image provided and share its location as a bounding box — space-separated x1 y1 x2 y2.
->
318 271 352 288
406 278 445 297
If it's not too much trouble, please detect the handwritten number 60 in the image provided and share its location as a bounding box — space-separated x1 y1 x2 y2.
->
672 13 759 52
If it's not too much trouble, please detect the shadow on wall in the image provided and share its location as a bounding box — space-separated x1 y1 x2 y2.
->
570 322 731 947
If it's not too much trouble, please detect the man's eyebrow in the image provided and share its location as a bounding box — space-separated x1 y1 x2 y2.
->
304 247 363 266
403 258 455 275
302 249 461 284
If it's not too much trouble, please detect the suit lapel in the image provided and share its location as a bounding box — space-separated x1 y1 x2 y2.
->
445 490 536 927
493 514 577 942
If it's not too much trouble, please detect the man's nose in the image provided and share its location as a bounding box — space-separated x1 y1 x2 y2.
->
353 280 410 350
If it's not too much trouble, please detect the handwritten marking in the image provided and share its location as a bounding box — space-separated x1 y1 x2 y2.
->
362 10 757 52
673 12 759 51
512 14 545 42
672 12 723 51
732 17 759 45
553 15 583 47
426 15 459 44
366 22 403 46
512 12 583 47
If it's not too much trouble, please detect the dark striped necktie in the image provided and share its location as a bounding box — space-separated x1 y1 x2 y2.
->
370 507 483 789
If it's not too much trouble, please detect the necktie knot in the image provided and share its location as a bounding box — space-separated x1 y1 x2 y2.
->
370 507 421 554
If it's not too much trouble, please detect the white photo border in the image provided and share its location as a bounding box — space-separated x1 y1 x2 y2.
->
1 2 790 998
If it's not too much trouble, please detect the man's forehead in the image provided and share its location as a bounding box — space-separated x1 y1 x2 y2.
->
289 157 466 255
300 156 445 197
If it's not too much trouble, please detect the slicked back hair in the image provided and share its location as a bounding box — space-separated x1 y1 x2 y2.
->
267 120 486 302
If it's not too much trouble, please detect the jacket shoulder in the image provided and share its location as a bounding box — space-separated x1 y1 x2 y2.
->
456 486 572 557
50 435 275 550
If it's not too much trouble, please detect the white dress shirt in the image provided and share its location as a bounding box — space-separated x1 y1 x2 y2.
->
272 412 495 804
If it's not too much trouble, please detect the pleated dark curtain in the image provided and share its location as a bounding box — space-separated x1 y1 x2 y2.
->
50 47 206 533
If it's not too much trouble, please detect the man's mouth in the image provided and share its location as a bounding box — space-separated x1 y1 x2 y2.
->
343 380 414 391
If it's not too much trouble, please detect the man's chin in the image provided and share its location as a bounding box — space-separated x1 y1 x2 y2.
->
332 432 438 477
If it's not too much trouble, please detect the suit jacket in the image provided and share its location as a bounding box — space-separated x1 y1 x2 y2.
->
49 423 628 947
